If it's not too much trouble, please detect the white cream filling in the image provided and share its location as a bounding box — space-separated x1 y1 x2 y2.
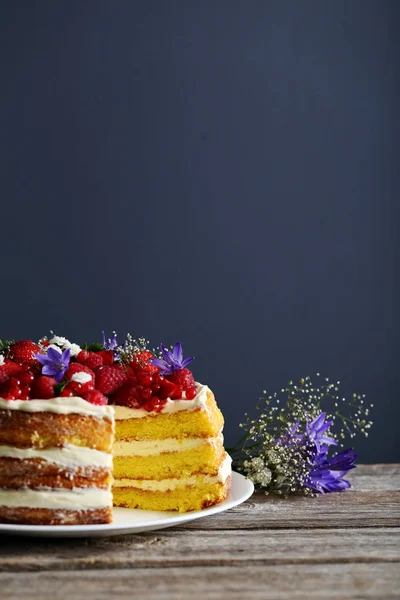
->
0 397 114 421
113 454 232 491
113 382 209 420
0 487 112 509
113 434 223 457
0 444 112 468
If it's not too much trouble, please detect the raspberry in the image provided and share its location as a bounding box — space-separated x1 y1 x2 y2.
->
83 389 108 406
113 382 144 408
65 363 95 385
167 368 195 392
85 352 103 370
95 365 128 395
9 341 42 366
31 376 56 400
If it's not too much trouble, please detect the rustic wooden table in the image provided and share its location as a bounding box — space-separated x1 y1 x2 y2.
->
0 464 399 599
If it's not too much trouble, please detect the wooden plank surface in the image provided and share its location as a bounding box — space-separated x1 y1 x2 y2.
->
0 564 399 600
0 528 399 571
0 464 399 599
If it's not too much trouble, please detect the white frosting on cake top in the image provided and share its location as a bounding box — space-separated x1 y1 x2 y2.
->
0 397 114 421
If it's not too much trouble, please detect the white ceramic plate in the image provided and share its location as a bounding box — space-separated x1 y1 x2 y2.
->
0 472 253 538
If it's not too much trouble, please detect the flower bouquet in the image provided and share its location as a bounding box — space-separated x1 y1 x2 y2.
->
228 375 373 495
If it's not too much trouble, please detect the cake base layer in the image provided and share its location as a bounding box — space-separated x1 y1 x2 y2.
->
113 477 231 513
0 506 112 525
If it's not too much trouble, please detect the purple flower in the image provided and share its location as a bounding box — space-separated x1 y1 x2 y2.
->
306 413 337 452
278 413 336 452
307 448 357 493
151 341 194 374
35 347 71 382
102 331 119 351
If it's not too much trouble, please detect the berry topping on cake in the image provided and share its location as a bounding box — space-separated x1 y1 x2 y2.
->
65 362 95 384
113 382 143 408
98 350 114 365
83 352 104 370
0 333 198 411
0 360 27 378
95 365 128 395
83 389 108 406
167 368 196 392
9 340 42 366
31 376 57 400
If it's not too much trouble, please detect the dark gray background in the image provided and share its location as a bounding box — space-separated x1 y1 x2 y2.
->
0 1 398 462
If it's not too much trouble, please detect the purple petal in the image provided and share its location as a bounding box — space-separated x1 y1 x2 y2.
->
42 365 56 377
318 435 338 447
150 358 173 374
35 353 50 365
172 342 183 364
54 369 66 383
181 356 195 368
47 347 62 361
160 344 172 362
310 413 326 431
61 348 71 366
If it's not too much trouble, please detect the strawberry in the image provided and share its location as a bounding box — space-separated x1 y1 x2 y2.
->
129 350 154 373
98 350 114 365
76 350 89 364
85 352 103 370
167 368 195 392
65 363 95 385
158 378 183 400
0 360 27 377
9 341 42 365
31 376 56 400
95 365 128 395
83 389 108 406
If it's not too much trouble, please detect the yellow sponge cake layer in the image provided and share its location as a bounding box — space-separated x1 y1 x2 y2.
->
113 478 231 512
114 388 223 441
113 454 232 512
113 435 224 480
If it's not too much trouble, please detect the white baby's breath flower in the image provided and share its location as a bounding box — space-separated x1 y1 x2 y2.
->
70 372 92 384
0 354 4 366
49 336 81 357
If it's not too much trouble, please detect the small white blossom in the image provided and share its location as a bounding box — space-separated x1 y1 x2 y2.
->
49 336 81 357
0 354 4 366
70 372 92 384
